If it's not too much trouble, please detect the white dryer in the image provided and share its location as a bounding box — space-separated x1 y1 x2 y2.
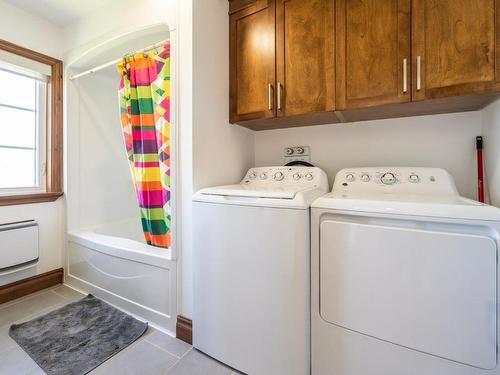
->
311 167 500 375
193 166 328 375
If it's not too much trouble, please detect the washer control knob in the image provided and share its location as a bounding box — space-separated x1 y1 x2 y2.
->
285 147 294 155
249 172 257 180
346 174 355 182
274 171 284 181
381 172 396 185
293 173 301 180
361 174 370 182
260 172 268 180
296 147 304 154
305 173 313 181
409 174 420 183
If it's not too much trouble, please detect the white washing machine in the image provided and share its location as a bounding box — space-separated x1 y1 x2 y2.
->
311 167 500 375
193 166 329 375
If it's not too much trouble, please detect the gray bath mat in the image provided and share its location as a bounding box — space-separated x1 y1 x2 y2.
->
9 294 148 375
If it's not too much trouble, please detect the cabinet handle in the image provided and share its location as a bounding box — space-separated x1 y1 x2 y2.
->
277 82 282 110
416 56 422 91
403 58 407 93
268 83 273 111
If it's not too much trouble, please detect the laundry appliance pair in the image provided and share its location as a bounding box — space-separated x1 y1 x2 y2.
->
194 166 500 375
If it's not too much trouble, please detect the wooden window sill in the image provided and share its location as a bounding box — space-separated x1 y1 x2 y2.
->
0 192 63 206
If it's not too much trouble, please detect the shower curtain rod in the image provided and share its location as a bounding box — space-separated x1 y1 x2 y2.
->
69 39 169 80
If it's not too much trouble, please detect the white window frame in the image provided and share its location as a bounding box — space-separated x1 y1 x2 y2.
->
0 66 48 196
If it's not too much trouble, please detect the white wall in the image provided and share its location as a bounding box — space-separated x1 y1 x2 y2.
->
71 69 138 229
178 0 194 321
62 0 177 57
192 0 254 190
255 112 482 199
0 1 65 284
482 99 500 207
0 1 63 59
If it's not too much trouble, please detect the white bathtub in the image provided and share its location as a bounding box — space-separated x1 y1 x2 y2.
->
66 219 176 333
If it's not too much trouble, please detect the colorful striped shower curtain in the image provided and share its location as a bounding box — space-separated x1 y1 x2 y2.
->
117 44 171 248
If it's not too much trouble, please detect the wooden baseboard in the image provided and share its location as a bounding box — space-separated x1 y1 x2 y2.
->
176 315 193 344
0 268 63 304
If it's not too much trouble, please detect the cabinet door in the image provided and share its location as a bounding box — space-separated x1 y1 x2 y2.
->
336 0 411 109
276 0 335 117
229 0 276 123
412 0 500 100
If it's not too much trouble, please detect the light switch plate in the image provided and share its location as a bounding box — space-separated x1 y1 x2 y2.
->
283 146 311 164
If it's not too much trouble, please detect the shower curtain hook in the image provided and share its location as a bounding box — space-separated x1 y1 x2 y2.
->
125 51 134 62
122 56 129 71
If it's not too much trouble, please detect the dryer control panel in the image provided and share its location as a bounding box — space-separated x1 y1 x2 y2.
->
242 166 329 191
333 167 459 196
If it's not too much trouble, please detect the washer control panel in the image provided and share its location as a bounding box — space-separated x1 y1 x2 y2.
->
332 167 458 195
242 166 328 190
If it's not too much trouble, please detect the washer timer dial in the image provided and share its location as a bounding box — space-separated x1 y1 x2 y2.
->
274 171 284 181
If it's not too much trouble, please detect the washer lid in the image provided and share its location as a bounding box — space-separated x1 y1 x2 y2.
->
194 184 326 209
198 184 302 199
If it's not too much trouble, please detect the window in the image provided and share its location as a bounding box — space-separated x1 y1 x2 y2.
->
0 39 62 206
0 67 47 192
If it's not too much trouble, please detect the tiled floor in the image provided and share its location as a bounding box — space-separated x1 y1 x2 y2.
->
0 285 240 375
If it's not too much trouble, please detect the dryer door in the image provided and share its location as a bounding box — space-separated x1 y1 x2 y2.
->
320 217 497 370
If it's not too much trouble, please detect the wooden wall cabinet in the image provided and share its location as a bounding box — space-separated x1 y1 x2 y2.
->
229 0 336 129
336 0 410 109
276 0 335 117
412 0 500 100
229 0 500 130
229 0 276 123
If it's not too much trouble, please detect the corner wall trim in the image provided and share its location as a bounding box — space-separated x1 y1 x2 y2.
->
0 268 64 304
176 315 192 344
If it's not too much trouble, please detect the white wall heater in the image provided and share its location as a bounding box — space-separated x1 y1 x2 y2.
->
0 220 39 275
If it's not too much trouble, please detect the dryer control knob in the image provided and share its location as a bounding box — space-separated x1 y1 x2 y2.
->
260 172 268 180
293 173 301 180
381 172 396 185
249 172 257 179
346 174 355 182
305 173 314 181
409 174 420 183
361 174 370 182
274 172 284 181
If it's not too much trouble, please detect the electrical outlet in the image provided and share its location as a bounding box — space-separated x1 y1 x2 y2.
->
283 146 311 164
